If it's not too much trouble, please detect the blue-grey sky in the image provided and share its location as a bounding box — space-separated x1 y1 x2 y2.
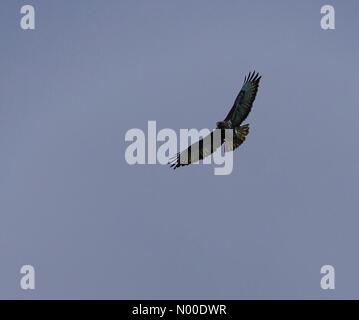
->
0 0 359 299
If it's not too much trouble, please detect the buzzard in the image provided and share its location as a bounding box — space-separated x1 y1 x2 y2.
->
169 71 261 169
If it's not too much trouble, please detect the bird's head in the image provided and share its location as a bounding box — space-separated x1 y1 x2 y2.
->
216 121 230 129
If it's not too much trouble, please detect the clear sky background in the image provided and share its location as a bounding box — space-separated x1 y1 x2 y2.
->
0 0 358 299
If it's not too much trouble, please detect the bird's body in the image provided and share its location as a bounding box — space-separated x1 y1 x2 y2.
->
169 71 261 169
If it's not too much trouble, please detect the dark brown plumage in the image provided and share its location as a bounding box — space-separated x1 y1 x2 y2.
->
169 71 261 169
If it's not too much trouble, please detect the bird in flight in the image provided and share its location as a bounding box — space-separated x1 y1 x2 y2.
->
169 71 261 169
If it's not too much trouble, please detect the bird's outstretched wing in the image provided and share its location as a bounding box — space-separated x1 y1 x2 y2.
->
224 71 261 127
169 130 224 169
